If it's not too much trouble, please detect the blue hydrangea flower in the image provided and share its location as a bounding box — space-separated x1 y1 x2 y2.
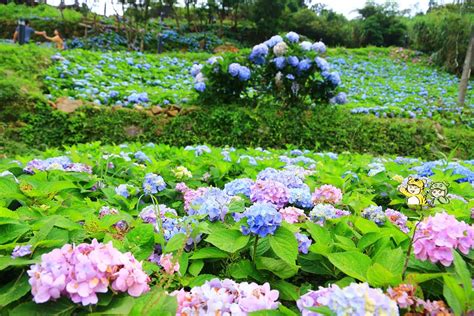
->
263 35 283 48
188 188 232 221
315 57 330 72
190 64 203 77
295 232 312 254
323 71 341 86
289 187 313 209
330 92 348 105
241 203 282 237
288 56 299 67
445 162 474 184
250 44 269 64
238 66 251 81
300 41 312 51
185 145 211 156
229 63 241 77
143 173 166 195
115 184 130 198
194 82 206 92
224 178 254 197
297 59 312 72
273 57 286 70
286 31 300 43
286 74 295 80
312 41 327 54
361 205 386 226
257 167 305 189
134 151 151 163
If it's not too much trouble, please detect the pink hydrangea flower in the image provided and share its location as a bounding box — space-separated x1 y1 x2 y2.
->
171 278 279 315
279 207 307 224
312 185 342 205
385 208 409 233
250 180 290 209
413 212 474 266
158 253 180 275
27 239 150 305
176 183 209 211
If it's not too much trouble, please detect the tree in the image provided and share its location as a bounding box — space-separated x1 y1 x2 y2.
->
458 27 474 105
252 0 287 38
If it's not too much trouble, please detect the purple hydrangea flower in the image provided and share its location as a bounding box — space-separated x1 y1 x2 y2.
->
361 205 386 226
224 178 254 197
295 233 312 254
11 245 32 258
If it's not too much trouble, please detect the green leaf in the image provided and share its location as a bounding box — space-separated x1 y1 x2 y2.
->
357 232 384 250
9 299 76 315
129 288 177 316
367 263 400 287
334 235 357 251
406 273 446 284
0 274 30 308
373 247 404 276
91 296 135 315
255 257 299 279
0 256 38 271
269 226 298 265
327 251 371 282
0 220 30 244
306 306 336 316
353 217 380 233
164 233 187 253
452 251 472 294
305 222 332 255
249 310 288 316
188 260 204 276
228 259 259 280
205 228 250 253
178 252 189 276
443 275 465 316
126 223 155 260
0 207 19 219
190 247 229 260
271 280 299 301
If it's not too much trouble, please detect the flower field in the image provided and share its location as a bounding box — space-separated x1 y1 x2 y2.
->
41 45 473 127
0 143 473 314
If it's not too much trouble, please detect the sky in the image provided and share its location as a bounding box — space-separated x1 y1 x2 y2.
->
45 0 434 18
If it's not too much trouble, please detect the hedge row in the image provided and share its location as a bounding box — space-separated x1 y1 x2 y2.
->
2 103 473 159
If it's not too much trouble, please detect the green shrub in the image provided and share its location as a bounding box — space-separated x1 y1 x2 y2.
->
11 103 474 159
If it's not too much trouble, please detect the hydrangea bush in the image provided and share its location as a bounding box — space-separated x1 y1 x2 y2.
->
192 32 346 106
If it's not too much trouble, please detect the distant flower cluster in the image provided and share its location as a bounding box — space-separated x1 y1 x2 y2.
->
27 239 149 305
171 278 280 315
24 156 92 174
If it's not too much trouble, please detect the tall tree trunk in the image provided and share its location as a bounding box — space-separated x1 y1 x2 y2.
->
458 26 474 105
140 0 150 52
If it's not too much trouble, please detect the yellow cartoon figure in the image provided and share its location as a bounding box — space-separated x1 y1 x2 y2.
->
398 177 427 206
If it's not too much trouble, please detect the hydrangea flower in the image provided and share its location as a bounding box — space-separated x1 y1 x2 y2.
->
309 204 350 225
257 167 305 189
98 206 119 218
264 35 283 48
385 208 409 233
323 71 341 86
172 166 192 179
11 245 32 259
300 41 312 51
224 178 254 197
295 232 312 254
139 204 177 223
298 283 398 316
176 183 209 211
190 63 203 77
312 41 327 54
413 212 474 266
297 59 312 72
250 43 269 64
238 66 251 81
184 145 211 156
158 253 180 275
134 151 151 163
273 57 286 69
27 240 150 305
361 205 386 225
188 188 233 221
23 157 92 174
286 31 300 43
273 42 288 56
386 284 416 309
241 203 282 237
142 173 166 195
229 63 241 77
250 180 290 209
279 206 307 224
330 92 348 105
194 82 206 92
289 187 313 209
115 184 132 198
171 278 280 315
288 56 299 67
312 185 342 204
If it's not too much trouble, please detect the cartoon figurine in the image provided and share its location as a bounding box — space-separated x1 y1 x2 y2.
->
398 177 428 206
427 182 450 206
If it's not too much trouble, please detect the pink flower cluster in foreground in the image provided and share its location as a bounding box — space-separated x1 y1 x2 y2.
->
27 239 150 305
413 212 474 266
171 278 280 315
312 185 342 205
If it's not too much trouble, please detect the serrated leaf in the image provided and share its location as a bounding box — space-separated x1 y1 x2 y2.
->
190 247 229 260
269 226 298 265
205 228 249 253
327 251 371 282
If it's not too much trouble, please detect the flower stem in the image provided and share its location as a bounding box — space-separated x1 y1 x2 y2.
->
252 236 259 262
402 214 424 280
